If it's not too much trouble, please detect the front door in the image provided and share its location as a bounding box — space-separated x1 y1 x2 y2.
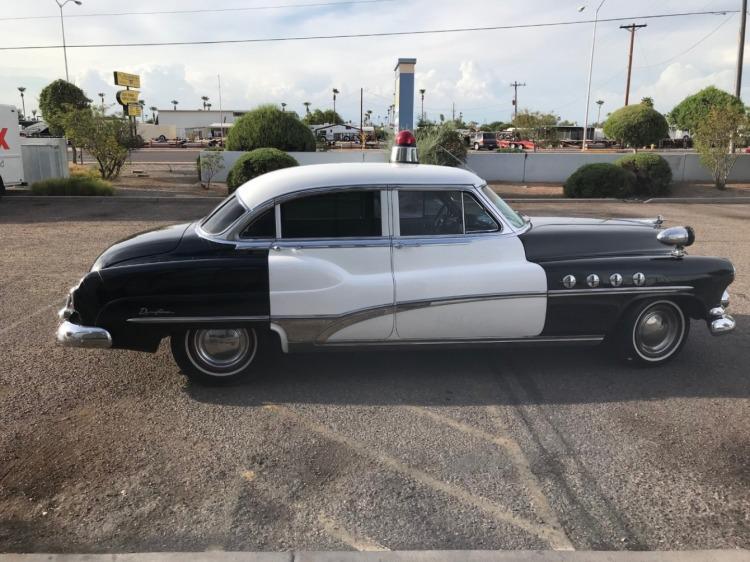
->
392 188 547 340
269 188 394 344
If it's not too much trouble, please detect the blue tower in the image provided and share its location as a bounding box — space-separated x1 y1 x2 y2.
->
393 58 416 131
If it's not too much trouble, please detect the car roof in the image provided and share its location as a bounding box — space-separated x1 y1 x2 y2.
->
235 162 483 210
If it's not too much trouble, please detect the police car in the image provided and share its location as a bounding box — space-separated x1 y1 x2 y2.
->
57 131 736 384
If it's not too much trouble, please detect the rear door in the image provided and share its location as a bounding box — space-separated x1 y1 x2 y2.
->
391 186 547 340
268 188 394 344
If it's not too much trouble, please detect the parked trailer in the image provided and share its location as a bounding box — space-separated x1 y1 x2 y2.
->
0 105 24 194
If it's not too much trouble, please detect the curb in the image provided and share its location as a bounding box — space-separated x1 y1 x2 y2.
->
1 551 747 562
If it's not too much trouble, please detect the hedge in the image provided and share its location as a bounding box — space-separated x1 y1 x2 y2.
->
31 175 114 196
615 153 672 196
226 105 315 152
563 163 636 198
226 148 299 192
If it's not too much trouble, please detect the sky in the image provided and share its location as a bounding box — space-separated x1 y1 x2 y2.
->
0 0 746 126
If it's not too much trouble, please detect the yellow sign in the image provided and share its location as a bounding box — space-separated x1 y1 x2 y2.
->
116 89 140 106
126 103 142 117
113 71 141 89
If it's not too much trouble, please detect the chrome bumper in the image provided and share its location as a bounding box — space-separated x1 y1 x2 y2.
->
709 294 735 336
56 320 112 348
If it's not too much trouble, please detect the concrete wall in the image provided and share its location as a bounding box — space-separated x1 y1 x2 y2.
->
202 149 750 184
21 137 69 185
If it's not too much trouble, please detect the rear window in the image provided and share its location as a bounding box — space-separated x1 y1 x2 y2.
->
483 133 495 140
201 196 246 235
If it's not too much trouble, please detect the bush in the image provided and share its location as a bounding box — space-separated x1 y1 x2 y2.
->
415 124 467 167
226 104 315 152
603 102 669 148
615 153 672 196
564 163 636 198
226 148 298 192
31 175 114 196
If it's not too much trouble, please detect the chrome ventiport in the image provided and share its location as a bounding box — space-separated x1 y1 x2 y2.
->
563 275 576 289
633 272 646 287
609 273 623 287
586 274 600 288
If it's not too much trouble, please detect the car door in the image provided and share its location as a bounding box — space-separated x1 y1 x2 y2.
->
391 186 547 340
268 187 394 344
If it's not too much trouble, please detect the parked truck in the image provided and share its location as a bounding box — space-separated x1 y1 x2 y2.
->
0 105 24 194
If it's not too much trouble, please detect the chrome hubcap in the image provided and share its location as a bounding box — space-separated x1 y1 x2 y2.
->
190 328 253 373
634 304 683 359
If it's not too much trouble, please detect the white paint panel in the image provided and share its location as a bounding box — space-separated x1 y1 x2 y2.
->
270 246 394 340
393 236 547 339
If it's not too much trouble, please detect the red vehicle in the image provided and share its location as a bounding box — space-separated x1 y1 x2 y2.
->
497 137 535 150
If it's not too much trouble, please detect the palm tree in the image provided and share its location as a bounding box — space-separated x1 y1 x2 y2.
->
171 100 179 110
201 95 209 110
281 102 287 112
595 99 605 125
332 88 339 115
206 103 212 111
98 92 105 109
366 109 373 125
149 106 158 124
32 109 38 120
303 101 311 115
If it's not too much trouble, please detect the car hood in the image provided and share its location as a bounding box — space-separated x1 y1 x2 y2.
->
519 216 669 262
91 222 193 270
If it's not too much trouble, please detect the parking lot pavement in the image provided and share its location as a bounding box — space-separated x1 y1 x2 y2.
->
0 198 748 553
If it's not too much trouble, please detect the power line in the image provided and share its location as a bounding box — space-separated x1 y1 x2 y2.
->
0 0 396 22
0 9 737 51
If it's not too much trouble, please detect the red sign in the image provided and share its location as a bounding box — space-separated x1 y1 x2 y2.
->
0 128 8 150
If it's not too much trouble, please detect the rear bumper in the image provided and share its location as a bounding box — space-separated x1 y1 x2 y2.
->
56 320 112 348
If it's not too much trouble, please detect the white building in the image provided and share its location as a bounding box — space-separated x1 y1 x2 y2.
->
156 109 248 139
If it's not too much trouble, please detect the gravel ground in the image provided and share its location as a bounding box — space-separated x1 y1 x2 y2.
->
0 198 748 553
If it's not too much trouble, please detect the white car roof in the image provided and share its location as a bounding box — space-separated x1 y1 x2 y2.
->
235 162 483 210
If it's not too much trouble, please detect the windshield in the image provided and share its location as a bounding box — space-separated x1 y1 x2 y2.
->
481 185 526 228
201 196 246 235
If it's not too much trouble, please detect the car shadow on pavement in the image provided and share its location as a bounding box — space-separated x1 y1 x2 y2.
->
185 316 748 408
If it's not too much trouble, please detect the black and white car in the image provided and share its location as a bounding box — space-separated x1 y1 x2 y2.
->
57 132 736 384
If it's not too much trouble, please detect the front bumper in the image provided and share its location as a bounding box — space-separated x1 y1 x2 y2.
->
708 291 735 336
57 320 112 348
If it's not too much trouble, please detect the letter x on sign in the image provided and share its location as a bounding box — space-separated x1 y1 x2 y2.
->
0 128 8 150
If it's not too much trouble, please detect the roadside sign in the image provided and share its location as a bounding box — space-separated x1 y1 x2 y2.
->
126 103 142 117
113 71 141 89
116 89 140 106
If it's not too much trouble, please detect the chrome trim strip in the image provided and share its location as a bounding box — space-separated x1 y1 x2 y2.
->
548 286 693 297
126 315 270 324
314 335 605 347
274 238 392 249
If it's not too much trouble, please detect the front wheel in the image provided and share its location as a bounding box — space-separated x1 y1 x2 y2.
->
474 143 480 150
615 300 689 366
170 327 260 385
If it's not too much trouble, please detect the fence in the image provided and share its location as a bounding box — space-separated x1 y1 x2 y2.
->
21 138 69 185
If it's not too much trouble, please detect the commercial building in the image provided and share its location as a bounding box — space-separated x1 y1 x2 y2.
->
156 109 247 139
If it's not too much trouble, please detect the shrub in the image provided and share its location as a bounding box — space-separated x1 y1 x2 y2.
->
415 124 467 167
615 153 672 196
226 104 315 152
226 148 298 192
31 175 114 196
564 163 636 198
603 102 669 149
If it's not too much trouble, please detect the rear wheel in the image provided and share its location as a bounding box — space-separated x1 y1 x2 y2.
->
474 142 480 150
615 300 689 366
170 327 260 385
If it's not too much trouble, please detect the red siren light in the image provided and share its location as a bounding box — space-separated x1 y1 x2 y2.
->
391 129 419 163
395 129 416 147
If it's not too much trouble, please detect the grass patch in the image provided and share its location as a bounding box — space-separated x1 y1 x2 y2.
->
31 175 115 196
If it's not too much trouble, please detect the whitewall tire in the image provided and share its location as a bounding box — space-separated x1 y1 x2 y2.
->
171 327 260 385
616 300 689 366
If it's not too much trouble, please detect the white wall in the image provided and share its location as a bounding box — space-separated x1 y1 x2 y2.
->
202 149 750 184
158 109 245 138
21 138 69 185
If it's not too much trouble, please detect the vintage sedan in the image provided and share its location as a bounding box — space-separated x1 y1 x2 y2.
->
57 135 736 384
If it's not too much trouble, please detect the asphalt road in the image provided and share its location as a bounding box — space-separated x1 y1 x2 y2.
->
0 198 748 553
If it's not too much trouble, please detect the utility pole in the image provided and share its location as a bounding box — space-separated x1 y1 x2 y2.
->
510 81 526 119
736 0 747 99
620 23 647 105
360 87 364 150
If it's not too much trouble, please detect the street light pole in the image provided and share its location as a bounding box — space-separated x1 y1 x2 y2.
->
580 0 606 152
55 0 82 82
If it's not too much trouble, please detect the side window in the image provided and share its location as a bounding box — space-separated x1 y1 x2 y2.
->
463 193 499 233
399 190 463 236
280 190 382 239
240 207 275 239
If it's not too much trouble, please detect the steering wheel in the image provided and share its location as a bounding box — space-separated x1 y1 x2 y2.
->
432 203 460 233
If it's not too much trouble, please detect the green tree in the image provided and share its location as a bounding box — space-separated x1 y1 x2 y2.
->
415 123 467 167
694 105 747 189
39 79 90 162
303 108 344 125
226 104 315 152
603 101 668 150
511 110 559 148
669 86 743 132
200 151 225 190
62 108 131 180
479 121 509 132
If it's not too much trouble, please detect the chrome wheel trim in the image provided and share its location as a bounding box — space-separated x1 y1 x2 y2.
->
631 301 685 362
185 328 257 377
